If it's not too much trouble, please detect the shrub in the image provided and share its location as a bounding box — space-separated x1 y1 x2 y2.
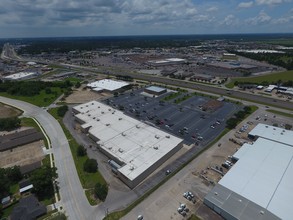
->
83 159 98 173
77 145 87 157
94 182 108 201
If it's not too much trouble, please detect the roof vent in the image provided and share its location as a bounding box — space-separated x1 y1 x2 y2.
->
238 199 242 202
166 135 170 138
81 107 83 109
260 211 264 215
88 114 91 116
92 103 94 105
106 124 110 126
281 133 283 135
119 118 122 120
136 125 140 128
86 105 88 107
214 192 218 195
130 166 134 170
283 130 285 132
273 128 276 130
155 135 160 139
98 106 100 108
153 146 158 150
122 132 126 136
101 111 104 114
97 119 100 121
109 109 111 111
118 148 124 153
265 126 268 128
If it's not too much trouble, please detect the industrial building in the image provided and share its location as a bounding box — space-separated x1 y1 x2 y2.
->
204 124 293 220
144 86 167 96
87 79 130 93
73 101 183 188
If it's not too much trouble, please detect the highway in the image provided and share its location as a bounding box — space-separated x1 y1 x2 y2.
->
59 63 293 110
0 96 103 220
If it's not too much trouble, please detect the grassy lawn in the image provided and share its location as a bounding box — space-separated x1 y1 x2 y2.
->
188 214 202 220
0 87 63 107
1 201 19 219
48 107 106 204
9 184 19 195
266 109 293 118
162 92 182 101
85 189 98 206
226 70 293 88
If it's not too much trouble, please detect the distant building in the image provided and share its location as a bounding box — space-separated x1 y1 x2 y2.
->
147 58 186 66
3 71 40 81
144 86 167 96
87 79 130 93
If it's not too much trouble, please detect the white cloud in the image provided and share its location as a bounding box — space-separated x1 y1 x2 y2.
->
220 15 239 26
246 10 271 25
238 1 254 8
255 0 290 6
206 6 218 12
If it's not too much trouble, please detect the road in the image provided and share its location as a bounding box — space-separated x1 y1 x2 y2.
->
0 96 104 220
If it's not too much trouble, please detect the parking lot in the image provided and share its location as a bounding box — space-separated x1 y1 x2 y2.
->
104 88 240 145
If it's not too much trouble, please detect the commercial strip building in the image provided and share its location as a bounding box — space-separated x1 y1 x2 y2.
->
144 86 167 96
204 124 293 220
73 101 183 188
87 79 130 93
147 58 186 66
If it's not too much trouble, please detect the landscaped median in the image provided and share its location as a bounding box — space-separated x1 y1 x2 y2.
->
48 106 107 205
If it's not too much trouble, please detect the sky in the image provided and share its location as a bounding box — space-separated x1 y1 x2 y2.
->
0 0 292 38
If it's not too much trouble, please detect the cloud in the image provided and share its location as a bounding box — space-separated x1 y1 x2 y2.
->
246 10 271 25
255 0 290 6
238 1 254 8
206 6 218 12
220 15 239 26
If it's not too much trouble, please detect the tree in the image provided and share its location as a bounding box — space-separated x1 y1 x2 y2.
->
75 81 81 88
94 183 108 201
6 166 22 183
0 168 10 199
226 118 238 129
30 166 58 199
83 159 98 173
57 105 68 117
77 145 87 157
0 117 21 131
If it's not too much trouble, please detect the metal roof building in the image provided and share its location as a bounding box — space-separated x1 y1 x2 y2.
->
73 101 183 188
144 86 167 96
204 124 293 220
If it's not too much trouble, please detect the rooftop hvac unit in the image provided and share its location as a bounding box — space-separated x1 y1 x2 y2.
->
93 117 96 119
136 125 140 128
166 135 170 138
101 111 104 114
98 106 100 108
97 118 100 121
106 124 110 126
86 105 88 107
155 135 160 139
92 103 94 105
81 107 83 109
122 132 126 136
130 166 134 170
153 146 159 150
118 148 124 153
88 114 91 116
119 118 122 120
109 108 111 111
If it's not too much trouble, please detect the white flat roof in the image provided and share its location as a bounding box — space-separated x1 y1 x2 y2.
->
87 79 129 92
249 123 292 147
4 72 37 80
220 127 293 220
232 143 251 161
19 184 33 193
73 101 183 181
145 86 166 93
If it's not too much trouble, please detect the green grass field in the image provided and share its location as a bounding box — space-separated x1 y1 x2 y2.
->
226 70 293 88
0 87 63 107
266 109 293 118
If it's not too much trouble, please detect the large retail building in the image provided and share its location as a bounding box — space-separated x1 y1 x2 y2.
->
73 101 183 188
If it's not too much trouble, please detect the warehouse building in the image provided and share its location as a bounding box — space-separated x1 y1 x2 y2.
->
3 71 40 81
87 79 130 93
73 101 183 188
204 124 293 220
144 86 167 96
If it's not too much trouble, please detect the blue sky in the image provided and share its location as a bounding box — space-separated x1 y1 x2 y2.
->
0 0 292 38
